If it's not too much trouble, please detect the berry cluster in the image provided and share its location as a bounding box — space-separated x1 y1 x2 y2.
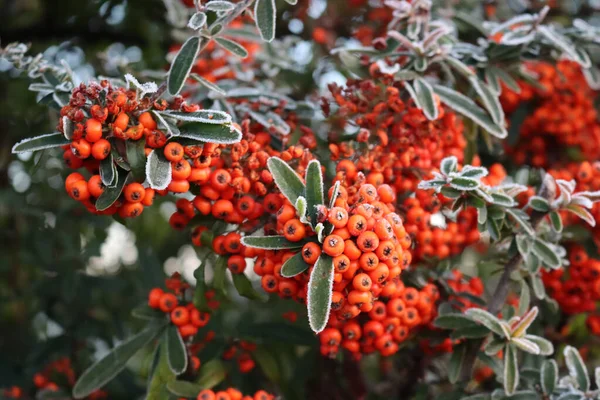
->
28 358 106 399
222 341 257 373
195 388 273 400
543 246 600 315
58 80 224 218
503 61 600 167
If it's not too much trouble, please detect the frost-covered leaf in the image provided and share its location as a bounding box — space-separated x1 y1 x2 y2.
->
190 73 226 95
465 308 510 338
12 132 70 154
305 160 324 226
166 325 187 375
146 150 172 190
564 345 590 391
523 335 553 356
434 314 479 329
566 205 595 227
307 255 334 333
504 344 519 395
531 238 561 269
214 37 249 58
167 36 200 96
491 192 516 207
518 280 530 316
550 211 563 233
440 156 458 176
414 78 439 121
99 155 116 187
254 0 276 42
448 343 466 384
528 195 550 212
505 208 534 235
538 26 591 68
96 169 130 211
461 165 488 179
470 77 504 125
241 235 304 250
511 306 538 337
450 177 479 191
267 157 305 205
280 252 309 278
511 337 540 354
434 85 507 138
161 110 231 124
205 1 235 11
541 360 558 394
188 12 207 30
178 122 242 144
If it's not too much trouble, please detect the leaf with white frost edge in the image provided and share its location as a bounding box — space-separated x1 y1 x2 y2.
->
564 345 590 391
465 308 510 338
511 337 540 355
146 150 172 190
503 344 519 395
267 157 305 206
440 156 458 176
540 360 558 394
307 255 334 333
12 132 70 154
161 110 231 124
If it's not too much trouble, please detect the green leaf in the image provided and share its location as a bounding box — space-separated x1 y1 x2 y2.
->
132 305 166 321
564 345 590 391
296 196 308 224
465 308 510 338
491 192 516 207
305 160 324 226
414 78 439 120
450 324 490 339
267 157 305 205
540 359 558 394
538 26 591 68
178 122 242 144
12 132 70 154
168 36 200 96
188 12 207 30
214 37 248 58
503 344 519 395
433 84 507 139
126 139 146 182
448 343 466 384
531 238 561 269
254 0 276 42
511 337 540 354
484 337 505 356
440 156 458 176
73 321 167 398
95 169 130 211
450 177 479 190
528 196 550 212
167 380 202 397
469 76 505 125
566 204 595 226
517 281 530 316
549 211 563 233
241 235 305 250
434 314 478 329
505 208 535 235
307 255 334 333
205 1 235 11
147 344 175 400
252 346 281 384
440 186 462 198
196 359 226 389
193 263 210 312
146 150 172 190
190 73 226 95
280 252 309 278
237 322 316 346
529 273 545 300
166 325 187 375
523 335 553 356
99 154 116 187
461 165 488 179
232 272 265 301
212 256 228 295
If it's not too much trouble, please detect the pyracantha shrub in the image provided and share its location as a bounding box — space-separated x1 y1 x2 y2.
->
3 0 600 399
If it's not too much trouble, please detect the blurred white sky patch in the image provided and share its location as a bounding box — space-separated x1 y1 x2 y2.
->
86 222 138 275
163 245 203 284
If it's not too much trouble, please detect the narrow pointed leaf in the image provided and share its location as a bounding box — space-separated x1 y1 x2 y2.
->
531 239 561 269
503 344 519 395
254 0 276 42
518 281 530 316
511 306 538 337
190 73 226 95
167 381 202 397
193 263 210 312
433 85 507 138
168 36 200 96
195 359 226 389
214 37 248 58
73 321 167 398
470 77 504 125
126 138 146 182
305 160 324 226
434 314 478 329
161 110 231 124
414 78 439 120
166 325 188 375
267 157 305 205
465 308 510 338
524 335 553 356
448 343 466 384
99 155 116 187
178 122 242 144
511 337 540 354
241 235 304 250
440 156 458 176
307 255 334 333
12 132 70 154
280 252 309 278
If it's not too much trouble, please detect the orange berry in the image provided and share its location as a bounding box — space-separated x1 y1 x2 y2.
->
170 306 190 326
323 234 345 256
302 242 321 264
283 219 306 242
164 142 184 162
123 183 146 203
139 112 157 130
85 118 103 142
91 138 111 160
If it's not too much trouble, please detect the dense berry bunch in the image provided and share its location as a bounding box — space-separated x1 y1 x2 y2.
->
503 61 600 167
194 388 274 400
58 80 226 218
327 76 466 195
